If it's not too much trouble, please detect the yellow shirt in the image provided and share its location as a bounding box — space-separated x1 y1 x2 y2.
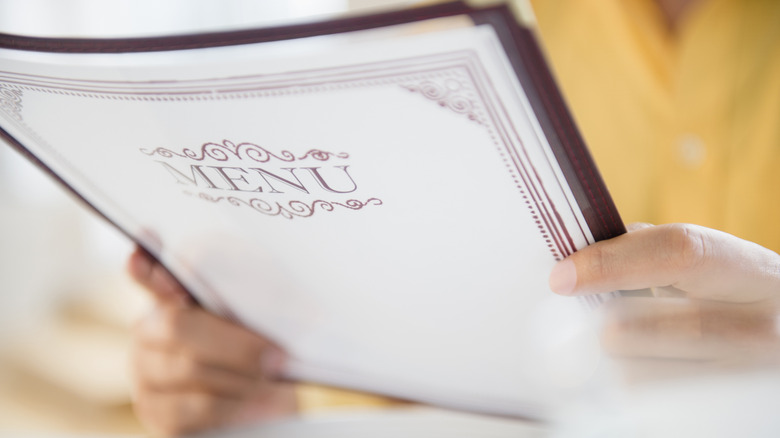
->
528 0 780 252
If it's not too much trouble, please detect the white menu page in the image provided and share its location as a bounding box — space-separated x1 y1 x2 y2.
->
0 9 621 418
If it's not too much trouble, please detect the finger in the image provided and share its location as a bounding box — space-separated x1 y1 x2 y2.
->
133 389 240 437
127 246 152 284
133 347 266 398
601 297 707 360
231 382 299 424
136 306 286 377
549 223 780 302
601 297 780 361
549 224 698 295
128 246 191 305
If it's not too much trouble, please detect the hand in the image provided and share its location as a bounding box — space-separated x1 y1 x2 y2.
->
127 247 297 437
549 223 780 367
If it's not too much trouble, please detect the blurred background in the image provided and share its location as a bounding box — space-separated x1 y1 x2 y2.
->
0 0 417 435
6 1 780 437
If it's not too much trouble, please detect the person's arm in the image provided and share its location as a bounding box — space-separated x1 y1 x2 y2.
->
550 223 780 363
127 248 297 437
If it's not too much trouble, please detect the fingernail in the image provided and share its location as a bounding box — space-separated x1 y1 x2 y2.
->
549 259 577 295
261 347 286 378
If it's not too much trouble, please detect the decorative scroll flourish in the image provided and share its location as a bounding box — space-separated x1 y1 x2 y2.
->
401 78 481 124
193 193 382 219
0 83 23 121
140 139 349 163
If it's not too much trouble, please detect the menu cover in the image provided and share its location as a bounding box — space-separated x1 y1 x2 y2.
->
0 1 624 418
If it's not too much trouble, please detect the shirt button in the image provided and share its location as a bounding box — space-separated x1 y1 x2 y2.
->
676 134 706 169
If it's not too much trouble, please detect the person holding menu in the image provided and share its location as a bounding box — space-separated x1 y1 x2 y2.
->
532 0 780 360
128 0 780 435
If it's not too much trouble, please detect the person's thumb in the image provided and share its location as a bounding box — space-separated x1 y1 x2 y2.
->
549 223 780 303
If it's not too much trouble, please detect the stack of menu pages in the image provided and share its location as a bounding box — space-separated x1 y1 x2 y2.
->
0 1 624 418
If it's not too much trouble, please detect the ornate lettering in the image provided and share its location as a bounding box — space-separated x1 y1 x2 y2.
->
303 166 358 194
157 161 218 189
